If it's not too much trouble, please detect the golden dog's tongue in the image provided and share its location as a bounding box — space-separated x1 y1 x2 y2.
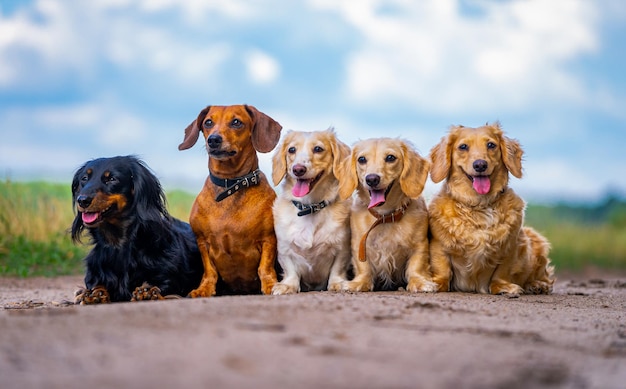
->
369 189 386 209
473 176 491 195
82 212 99 224
292 179 311 197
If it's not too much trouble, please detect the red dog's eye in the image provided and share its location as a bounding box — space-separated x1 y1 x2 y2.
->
230 118 243 129
203 119 214 128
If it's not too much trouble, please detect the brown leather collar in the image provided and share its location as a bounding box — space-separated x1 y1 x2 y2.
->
358 202 409 262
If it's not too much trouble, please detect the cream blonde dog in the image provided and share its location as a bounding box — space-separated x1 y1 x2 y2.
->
337 138 436 293
271 129 352 294
428 123 555 295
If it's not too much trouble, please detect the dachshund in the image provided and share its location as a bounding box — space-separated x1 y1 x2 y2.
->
71 155 204 304
428 123 555 295
271 129 352 294
337 138 437 293
179 105 282 296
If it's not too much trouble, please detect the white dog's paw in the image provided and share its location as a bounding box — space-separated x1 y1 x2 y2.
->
327 282 343 292
272 283 299 295
407 278 438 293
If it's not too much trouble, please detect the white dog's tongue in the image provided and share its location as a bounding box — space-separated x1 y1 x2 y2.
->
292 179 311 197
82 212 99 224
368 189 386 209
473 176 491 195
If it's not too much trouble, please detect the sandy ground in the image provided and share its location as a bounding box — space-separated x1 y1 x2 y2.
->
1 273 625 389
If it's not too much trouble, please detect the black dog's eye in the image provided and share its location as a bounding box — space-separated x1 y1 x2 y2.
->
104 175 116 184
80 174 89 182
487 141 497 150
357 156 367 164
385 154 397 163
230 118 243 129
313 146 324 153
288 146 296 154
203 119 214 128
458 144 469 151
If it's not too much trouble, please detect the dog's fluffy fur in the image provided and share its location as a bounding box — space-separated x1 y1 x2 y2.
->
428 123 555 295
71 156 203 303
337 138 436 292
271 129 352 294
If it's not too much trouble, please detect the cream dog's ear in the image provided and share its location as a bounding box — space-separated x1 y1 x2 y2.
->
400 143 430 198
328 130 351 180
499 127 524 179
337 148 358 200
429 128 456 183
271 132 292 186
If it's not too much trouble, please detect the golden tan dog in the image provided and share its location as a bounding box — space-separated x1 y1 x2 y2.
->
337 138 436 292
428 122 555 295
271 129 352 294
178 105 281 296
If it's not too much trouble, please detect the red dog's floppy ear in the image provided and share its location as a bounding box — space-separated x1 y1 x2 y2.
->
245 105 282 153
429 130 455 183
178 106 211 151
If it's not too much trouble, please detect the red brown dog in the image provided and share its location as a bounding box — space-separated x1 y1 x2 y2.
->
179 105 282 296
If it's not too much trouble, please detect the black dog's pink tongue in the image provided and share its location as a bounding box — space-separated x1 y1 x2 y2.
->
292 179 311 197
82 212 99 224
368 189 386 209
472 176 491 195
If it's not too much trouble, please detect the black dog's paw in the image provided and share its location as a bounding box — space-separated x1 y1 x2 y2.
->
75 285 111 305
131 283 165 302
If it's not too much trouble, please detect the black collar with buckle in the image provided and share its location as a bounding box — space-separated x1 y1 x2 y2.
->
291 200 330 217
209 169 261 202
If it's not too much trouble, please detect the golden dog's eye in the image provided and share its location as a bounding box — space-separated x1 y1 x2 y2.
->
487 142 497 149
385 155 397 163
458 144 468 151
357 156 367 164
230 118 243 129
203 119 214 128
313 146 324 153
288 146 296 154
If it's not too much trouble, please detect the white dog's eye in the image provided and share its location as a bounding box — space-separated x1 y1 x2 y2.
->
357 156 367 164
487 142 497 149
385 155 397 163
313 146 324 153
288 146 296 154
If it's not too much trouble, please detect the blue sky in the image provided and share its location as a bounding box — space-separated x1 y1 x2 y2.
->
1 0 625 203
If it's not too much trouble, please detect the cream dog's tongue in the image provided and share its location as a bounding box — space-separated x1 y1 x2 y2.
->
369 189 386 209
473 176 491 195
292 179 311 197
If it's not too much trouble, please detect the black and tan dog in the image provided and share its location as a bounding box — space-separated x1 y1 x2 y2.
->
71 155 203 304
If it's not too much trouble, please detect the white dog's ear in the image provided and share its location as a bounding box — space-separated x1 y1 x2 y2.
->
330 133 351 180
501 135 523 179
271 133 290 186
337 148 358 200
400 144 430 198
429 131 454 183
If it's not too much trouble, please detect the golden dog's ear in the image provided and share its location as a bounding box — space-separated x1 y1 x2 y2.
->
271 133 289 186
178 106 210 150
329 130 351 180
501 135 523 179
245 105 282 153
337 148 358 200
400 143 430 198
429 131 453 183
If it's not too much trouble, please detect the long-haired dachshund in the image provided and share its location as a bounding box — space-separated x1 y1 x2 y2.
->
71 155 203 304
428 123 555 295
179 105 282 296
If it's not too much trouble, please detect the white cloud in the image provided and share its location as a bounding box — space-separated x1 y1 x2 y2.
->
245 50 281 85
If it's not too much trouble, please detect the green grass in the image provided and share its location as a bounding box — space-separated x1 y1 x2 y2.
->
1 179 625 277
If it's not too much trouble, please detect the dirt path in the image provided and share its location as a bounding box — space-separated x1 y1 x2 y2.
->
1 274 625 389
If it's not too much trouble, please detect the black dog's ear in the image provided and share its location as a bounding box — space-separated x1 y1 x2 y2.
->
70 162 87 243
128 157 168 222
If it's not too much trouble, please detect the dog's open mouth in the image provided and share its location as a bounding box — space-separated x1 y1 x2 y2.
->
368 182 394 209
467 174 491 195
80 206 113 226
292 172 323 197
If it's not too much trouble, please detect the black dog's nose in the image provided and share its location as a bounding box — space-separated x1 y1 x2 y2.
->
473 159 488 173
207 134 223 149
292 164 307 177
365 174 380 188
77 194 93 208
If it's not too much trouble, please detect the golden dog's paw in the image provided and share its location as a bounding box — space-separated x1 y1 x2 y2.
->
272 283 299 295
341 280 373 292
407 278 438 293
491 282 524 297
327 282 343 292
131 283 165 301
188 285 216 298
75 285 110 305
525 280 553 295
